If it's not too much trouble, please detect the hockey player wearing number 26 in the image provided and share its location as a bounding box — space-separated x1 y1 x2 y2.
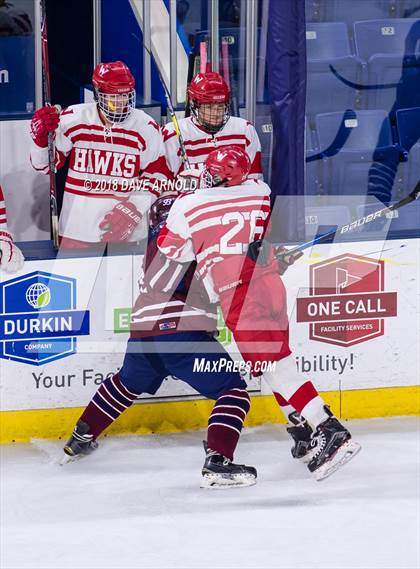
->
158 146 362 481
63 192 257 489
29 61 171 248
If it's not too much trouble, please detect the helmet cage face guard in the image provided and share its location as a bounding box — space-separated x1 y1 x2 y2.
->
190 100 231 134
201 167 215 189
200 167 227 189
96 89 136 124
202 146 251 188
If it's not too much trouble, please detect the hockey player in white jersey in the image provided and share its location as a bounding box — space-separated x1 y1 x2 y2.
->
163 71 263 186
158 146 361 481
30 61 171 248
0 185 24 273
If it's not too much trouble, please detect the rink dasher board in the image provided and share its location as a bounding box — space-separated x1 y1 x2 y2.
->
0 238 419 441
0 253 260 412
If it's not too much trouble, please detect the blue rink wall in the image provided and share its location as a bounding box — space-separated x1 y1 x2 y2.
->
0 238 419 443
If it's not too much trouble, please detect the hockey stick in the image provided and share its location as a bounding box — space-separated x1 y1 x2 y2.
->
184 51 196 117
143 45 192 169
200 40 207 74
276 181 420 258
40 0 59 249
221 38 230 89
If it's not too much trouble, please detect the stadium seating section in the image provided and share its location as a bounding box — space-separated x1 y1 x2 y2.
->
194 6 420 233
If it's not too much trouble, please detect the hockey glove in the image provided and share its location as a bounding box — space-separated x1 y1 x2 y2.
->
99 201 143 242
275 246 304 275
0 231 25 273
30 106 60 148
246 239 272 266
177 164 203 192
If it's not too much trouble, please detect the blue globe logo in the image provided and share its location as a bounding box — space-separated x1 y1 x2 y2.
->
25 283 51 309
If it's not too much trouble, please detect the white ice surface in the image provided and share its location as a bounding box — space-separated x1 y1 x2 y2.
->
1 417 419 569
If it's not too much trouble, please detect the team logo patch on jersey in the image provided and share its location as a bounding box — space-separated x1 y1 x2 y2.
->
159 321 177 331
296 253 397 347
0 271 90 365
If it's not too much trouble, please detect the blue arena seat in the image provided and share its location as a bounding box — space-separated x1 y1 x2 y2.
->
323 1 401 28
353 19 420 112
396 107 420 151
306 23 363 122
315 110 396 195
354 18 419 61
306 22 354 59
405 143 420 190
316 110 393 150
254 103 274 183
304 205 352 239
395 107 420 192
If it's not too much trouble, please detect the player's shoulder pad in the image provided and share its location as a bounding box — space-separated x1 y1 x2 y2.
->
167 191 194 216
253 179 271 195
59 103 86 129
232 116 256 129
132 108 161 129
147 119 160 132
162 121 177 142
227 115 255 133
163 116 190 132
60 107 74 117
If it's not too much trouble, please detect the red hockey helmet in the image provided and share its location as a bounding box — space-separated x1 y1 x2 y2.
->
187 72 231 133
188 72 230 104
202 146 251 188
92 61 136 123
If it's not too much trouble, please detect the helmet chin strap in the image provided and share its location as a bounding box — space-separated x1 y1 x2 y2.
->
191 113 222 134
213 177 228 187
97 106 114 129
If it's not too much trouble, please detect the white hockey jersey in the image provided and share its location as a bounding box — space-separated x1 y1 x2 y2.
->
157 179 271 302
30 103 172 243
162 116 263 180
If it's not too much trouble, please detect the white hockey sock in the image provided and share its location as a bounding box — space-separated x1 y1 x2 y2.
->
271 391 295 420
298 396 329 428
263 356 329 428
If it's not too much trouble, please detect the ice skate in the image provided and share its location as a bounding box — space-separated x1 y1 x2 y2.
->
201 442 257 489
307 410 361 481
61 420 98 465
286 411 313 463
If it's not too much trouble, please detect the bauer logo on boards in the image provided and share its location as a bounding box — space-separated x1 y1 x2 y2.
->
296 254 397 347
0 271 90 365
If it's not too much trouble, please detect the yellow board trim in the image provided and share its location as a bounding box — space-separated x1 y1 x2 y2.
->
0 385 419 444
